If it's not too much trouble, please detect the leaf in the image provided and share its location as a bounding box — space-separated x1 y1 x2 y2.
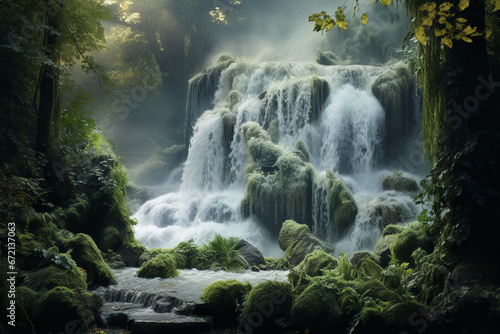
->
414 26 427 45
337 20 348 30
380 0 392 6
485 28 493 39
326 22 335 31
456 17 467 23
462 36 472 43
458 0 469 11
494 0 500 12
439 2 453 11
361 13 368 26
419 2 436 11
462 25 477 35
441 36 453 48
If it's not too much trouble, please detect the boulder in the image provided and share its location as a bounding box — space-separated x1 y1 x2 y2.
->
63 233 116 286
350 251 381 267
373 234 397 267
200 279 252 323
234 239 266 267
382 171 419 193
137 254 179 279
23 264 87 291
278 220 334 265
296 249 338 277
329 178 358 236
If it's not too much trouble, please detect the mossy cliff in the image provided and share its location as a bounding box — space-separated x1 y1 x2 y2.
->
241 122 358 238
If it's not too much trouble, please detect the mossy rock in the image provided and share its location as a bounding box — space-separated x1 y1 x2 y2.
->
117 240 146 267
381 224 405 237
382 171 419 193
137 254 179 278
353 257 383 280
329 178 358 236
278 220 334 265
32 286 101 333
64 233 116 286
296 249 338 277
98 226 122 251
200 279 252 322
373 234 398 267
350 251 380 267
268 119 279 143
390 222 433 266
241 281 294 333
23 264 87 291
64 194 90 231
290 282 342 331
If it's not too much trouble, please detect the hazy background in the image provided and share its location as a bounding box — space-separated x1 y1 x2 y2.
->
72 0 411 183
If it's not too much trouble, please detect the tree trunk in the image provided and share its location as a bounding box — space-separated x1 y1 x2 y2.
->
36 6 59 152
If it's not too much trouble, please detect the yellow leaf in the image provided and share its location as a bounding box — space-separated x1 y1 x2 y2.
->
422 17 434 27
380 0 392 6
361 13 368 26
485 28 493 39
462 36 472 43
439 2 453 11
419 2 436 11
435 29 446 37
494 0 500 11
414 26 427 45
463 25 477 35
458 0 469 11
326 22 335 31
441 37 453 48
438 16 448 25
337 20 348 30
456 17 467 23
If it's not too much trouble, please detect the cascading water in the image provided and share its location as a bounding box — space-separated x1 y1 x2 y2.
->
133 57 421 256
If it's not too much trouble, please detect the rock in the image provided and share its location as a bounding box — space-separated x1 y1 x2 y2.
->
251 265 260 272
32 286 102 333
370 193 419 229
390 222 433 266
23 264 87 291
118 243 146 267
105 312 129 328
382 171 419 193
200 279 252 323
296 249 338 277
105 253 126 269
241 281 294 333
137 254 179 279
353 257 383 280
373 234 397 267
381 224 405 237
64 233 117 286
130 316 212 334
98 226 122 251
234 239 266 267
350 251 381 267
278 220 334 265
329 178 358 236
290 282 342 332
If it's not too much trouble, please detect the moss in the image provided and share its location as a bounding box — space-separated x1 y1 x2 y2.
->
296 249 338 277
98 226 121 251
353 257 383 280
310 75 331 122
268 119 279 143
350 251 380 267
64 194 89 231
64 233 116 286
32 286 100 333
278 220 333 265
241 121 271 146
373 234 398 267
316 50 341 65
382 171 419 193
23 264 87 291
390 222 433 266
137 254 179 278
329 178 358 236
241 281 294 333
290 282 342 331
382 224 405 237
200 279 252 322
295 140 310 162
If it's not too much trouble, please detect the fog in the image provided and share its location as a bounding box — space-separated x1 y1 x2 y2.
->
72 0 411 180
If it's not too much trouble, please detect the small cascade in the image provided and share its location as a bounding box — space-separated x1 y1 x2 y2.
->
134 57 420 255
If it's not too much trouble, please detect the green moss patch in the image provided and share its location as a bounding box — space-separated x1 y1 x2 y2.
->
201 279 252 322
137 254 179 278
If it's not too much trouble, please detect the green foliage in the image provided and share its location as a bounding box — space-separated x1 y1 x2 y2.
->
201 234 248 271
137 254 179 278
264 257 293 270
200 279 252 321
353 257 383 280
382 224 405 236
337 252 353 281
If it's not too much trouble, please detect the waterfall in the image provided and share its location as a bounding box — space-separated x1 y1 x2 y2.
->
134 58 420 256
